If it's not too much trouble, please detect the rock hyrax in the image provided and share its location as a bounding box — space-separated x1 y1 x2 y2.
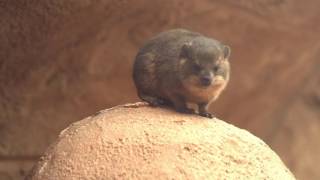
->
133 29 231 118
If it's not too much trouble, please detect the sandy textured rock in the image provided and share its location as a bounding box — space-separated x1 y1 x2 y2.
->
29 103 295 180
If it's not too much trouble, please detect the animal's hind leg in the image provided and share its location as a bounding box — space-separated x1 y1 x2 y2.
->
138 91 169 106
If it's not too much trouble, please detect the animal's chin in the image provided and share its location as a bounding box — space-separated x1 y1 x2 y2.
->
198 84 212 89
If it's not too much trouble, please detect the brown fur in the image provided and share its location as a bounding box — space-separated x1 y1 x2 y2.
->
182 75 228 103
133 29 231 118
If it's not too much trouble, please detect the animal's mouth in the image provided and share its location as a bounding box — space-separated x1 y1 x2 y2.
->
199 76 225 88
182 75 226 90
200 78 212 87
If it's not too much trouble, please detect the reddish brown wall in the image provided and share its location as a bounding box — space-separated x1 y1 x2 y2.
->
0 0 319 179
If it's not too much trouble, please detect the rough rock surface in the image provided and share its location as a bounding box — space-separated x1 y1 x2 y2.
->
28 103 295 180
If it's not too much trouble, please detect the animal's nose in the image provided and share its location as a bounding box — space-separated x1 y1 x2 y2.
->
200 75 212 86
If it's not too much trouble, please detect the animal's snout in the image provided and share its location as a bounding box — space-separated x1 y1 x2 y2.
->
200 75 212 86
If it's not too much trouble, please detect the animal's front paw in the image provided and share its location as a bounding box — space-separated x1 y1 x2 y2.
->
199 112 214 119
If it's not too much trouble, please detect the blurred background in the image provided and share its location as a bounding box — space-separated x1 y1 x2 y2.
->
0 0 319 179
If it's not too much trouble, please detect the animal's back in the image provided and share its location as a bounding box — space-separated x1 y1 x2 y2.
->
137 29 201 58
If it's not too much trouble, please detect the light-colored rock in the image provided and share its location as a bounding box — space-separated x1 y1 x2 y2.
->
29 103 295 180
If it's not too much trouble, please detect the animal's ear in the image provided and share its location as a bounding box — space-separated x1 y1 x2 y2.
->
223 45 231 59
180 42 193 59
